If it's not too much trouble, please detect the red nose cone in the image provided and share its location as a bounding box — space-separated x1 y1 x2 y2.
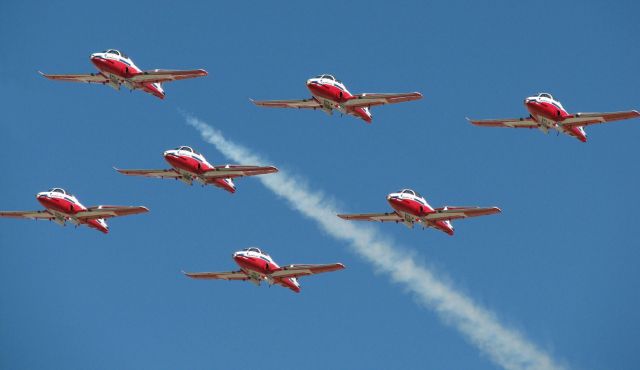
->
164 154 180 167
36 195 51 208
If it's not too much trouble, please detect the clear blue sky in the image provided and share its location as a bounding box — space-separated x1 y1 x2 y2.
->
1 1 639 369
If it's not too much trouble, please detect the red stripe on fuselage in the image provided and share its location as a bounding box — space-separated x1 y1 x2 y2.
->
233 255 299 292
306 82 372 123
525 101 586 141
90 56 165 99
387 197 454 235
36 195 108 233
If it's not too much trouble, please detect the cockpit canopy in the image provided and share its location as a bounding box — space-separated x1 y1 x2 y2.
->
400 189 422 198
176 146 194 153
242 247 264 254
314 74 342 83
103 49 128 58
49 188 67 195
538 92 554 100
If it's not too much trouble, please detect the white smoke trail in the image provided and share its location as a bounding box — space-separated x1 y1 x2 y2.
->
185 115 566 370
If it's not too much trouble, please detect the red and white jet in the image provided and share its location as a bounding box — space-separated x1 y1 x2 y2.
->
251 74 422 123
39 49 207 99
337 189 501 235
115 146 278 193
0 188 148 234
468 93 640 142
183 247 345 293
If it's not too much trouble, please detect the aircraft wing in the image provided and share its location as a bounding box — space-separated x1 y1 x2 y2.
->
129 69 208 84
560 110 640 128
337 212 402 222
75 206 149 220
424 206 501 222
343 92 422 108
0 210 54 220
39 71 109 83
203 165 278 179
182 270 249 281
467 117 538 128
270 263 345 279
250 98 322 109
114 168 182 179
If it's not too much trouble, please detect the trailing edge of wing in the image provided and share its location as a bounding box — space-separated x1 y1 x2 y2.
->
424 206 501 221
114 167 182 179
203 165 278 179
76 206 149 220
182 270 249 280
337 212 402 222
0 210 54 220
270 263 345 279
560 110 640 128
129 69 208 84
39 71 109 83
343 92 422 108
466 117 538 128
250 98 321 109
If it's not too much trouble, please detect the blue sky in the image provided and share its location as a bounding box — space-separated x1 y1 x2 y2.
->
1 1 639 369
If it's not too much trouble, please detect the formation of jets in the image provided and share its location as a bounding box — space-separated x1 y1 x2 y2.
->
2 47 638 293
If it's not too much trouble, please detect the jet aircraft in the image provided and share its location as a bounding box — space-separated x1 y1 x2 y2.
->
468 92 640 142
183 247 345 293
338 189 500 235
115 146 278 193
0 188 148 233
251 74 422 123
39 49 207 99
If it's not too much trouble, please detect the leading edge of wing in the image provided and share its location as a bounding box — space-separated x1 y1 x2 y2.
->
203 165 278 179
76 206 149 220
129 69 208 84
344 92 423 108
560 110 640 128
337 212 402 222
466 116 538 128
182 270 249 280
0 210 54 220
250 98 321 109
270 263 346 279
113 167 181 179
38 71 110 83
424 206 501 221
